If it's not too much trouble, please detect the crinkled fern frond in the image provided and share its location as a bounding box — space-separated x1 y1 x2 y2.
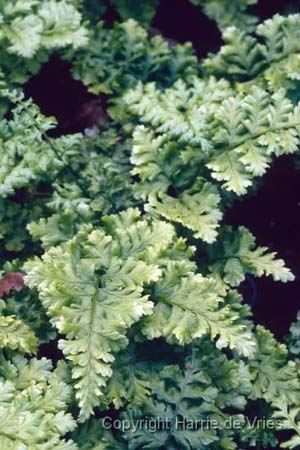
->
205 226 294 286
0 0 88 58
25 210 174 421
0 354 77 449
205 14 300 92
249 326 300 404
0 314 38 353
0 95 83 198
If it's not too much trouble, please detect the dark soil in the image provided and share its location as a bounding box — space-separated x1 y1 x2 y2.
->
250 0 299 18
25 58 107 137
38 338 64 366
152 0 222 57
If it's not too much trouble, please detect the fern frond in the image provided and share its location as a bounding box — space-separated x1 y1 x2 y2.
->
0 355 77 449
0 96 83 198
273 401 300 449
25 211 174 421
0 0 88 58
71 19 197 95
205 14 300 92
123 346 251 450
141 261 255 357
205 226 294 286
0 314 38 353
249 326 300 404
145 186 222 243
123 79 300 231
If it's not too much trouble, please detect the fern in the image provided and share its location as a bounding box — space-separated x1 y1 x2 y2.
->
0 0 87 57
0 94 83 198
111 0 159 26
3 287 56 343
25 209 257 420
71 417 126 449
145 184 222 243
0 197 44 254
119 78 300 242
25 210 173 420
249 326 300 404
204 226 295 286
75 0 159 26
122 345 251 450
0 354 77 449
205 14 300 93
0 314 38 353
273 401 300 449
0 2 299 449
0 0 87 91
71 19 198 95
141 262 255 356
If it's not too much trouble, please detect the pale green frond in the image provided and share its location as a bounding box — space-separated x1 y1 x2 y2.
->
38 0 88 49
0 0 88 58
0 315 38 353
206 226 295 286
125 78 300 210
0 96 84 198
24 212 178 421
0 355 77 449
145 186 222 243
4 14 43 57
207 87 300 194
205 14 300 91
141 262 255 357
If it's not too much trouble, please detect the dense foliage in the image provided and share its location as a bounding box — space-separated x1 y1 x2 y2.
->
1 1 300 449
